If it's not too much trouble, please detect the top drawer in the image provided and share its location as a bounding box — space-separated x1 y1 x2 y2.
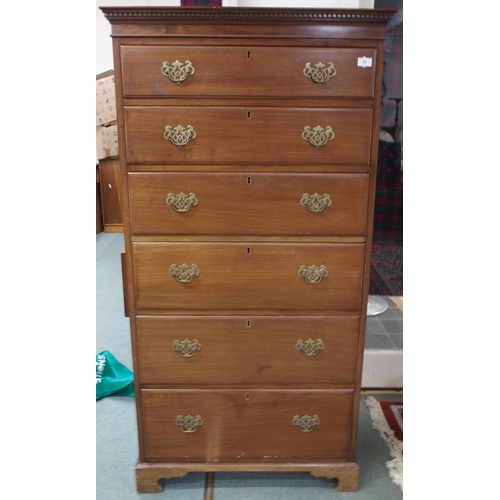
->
120 46 377 98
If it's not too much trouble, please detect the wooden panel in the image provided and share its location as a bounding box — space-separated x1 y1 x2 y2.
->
124 107 372 165
132 242 364 311
128 173 369 236
96 168 103 234
141 389 354 462
121 46 376 98
98 158 123 230
136 315 359 386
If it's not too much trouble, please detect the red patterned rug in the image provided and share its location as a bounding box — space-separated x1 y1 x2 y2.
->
380 400 403 441
366 396 403 491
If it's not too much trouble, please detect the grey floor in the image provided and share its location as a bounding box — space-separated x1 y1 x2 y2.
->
97 232 403 499
366 300 403 350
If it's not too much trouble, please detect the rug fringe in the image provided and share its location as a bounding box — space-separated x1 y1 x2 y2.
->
366 396 403 491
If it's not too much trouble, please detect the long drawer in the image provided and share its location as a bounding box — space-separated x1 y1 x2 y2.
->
132 242 365 311
124 107 373 165
141 389 354 462
121 46 376 98
136 315 359 386
128 172 369 236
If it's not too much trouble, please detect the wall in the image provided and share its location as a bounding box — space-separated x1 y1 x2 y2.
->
96 0 374 74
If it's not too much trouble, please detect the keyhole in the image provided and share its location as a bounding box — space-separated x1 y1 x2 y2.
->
246 393 250 400
247 111 251 119
246 320 251 327
247 51 251 59
247 247 251 254
247 177 252 185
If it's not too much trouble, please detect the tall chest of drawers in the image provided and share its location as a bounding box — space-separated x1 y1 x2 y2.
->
102 6 394 493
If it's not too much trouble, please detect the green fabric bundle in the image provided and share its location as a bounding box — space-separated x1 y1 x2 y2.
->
96 350 135 400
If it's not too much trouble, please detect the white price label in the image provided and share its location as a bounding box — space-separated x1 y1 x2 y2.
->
357 56 373 68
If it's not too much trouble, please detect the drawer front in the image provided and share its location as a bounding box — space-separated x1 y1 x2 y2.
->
128 173 369 236
121 46 376 98
124 107 372 165
141 389 354 462
136 316 359 386
132 242 364 311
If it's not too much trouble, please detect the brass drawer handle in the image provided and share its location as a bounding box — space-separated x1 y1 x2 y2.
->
167 192 199 213
161 60 195 83
169 263 200 283
164 125 197 148
172 339 201 357
302 125 334 148
303 62 337 84
293 414 320 433
300 193 332 213
296 338 324 357
298 264 328 284
175 415 203 433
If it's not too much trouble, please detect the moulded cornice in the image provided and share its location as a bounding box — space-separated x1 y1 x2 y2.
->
101 7 395 24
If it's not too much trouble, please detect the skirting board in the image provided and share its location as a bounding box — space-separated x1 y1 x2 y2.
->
362 350 403 389
104 224 124 233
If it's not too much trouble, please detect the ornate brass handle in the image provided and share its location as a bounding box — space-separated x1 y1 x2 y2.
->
298 265 328 284
172 339 201 357
164 125 197 148
302 126 334 148
169 263 200 283
296 339 324 357
176 415 203 433
293 414 320 432
300 193 332 213
303 62 337 84
167 192 198 213
161 60 195 83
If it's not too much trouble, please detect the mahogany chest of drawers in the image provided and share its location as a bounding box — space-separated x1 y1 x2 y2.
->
101 6 393 493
